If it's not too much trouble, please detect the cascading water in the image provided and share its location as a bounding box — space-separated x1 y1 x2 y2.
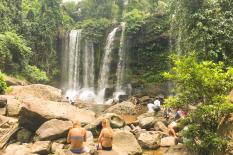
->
97 27 119 103
83 40 95 88
115 22 127 98
63 30 82 90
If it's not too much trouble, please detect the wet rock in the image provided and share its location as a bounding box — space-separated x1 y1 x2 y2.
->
105 101 137 115
160 136 177 146
31 141 51 154
113 130 142 155
17 128 32 143
36 119 73 140
139 117 156 129
10 84 62 101
85 113 125 136
19 98 95 131
155 121 168 133
138 131 161 149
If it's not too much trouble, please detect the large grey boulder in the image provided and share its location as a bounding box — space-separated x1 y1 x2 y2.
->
85 113 125 136
139 117 156 129
19 98 95 131
36 119 73 140
10 84 62 101
31 141 51 154
155 121 168 133
104 101 137 115
6 98 22 117
137 131 162 149
113 130 142 155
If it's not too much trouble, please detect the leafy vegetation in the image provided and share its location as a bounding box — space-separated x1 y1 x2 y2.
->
164 55 233 154
0 71 7 94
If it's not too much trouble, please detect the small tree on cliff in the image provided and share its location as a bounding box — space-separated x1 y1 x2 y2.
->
163 55 233 154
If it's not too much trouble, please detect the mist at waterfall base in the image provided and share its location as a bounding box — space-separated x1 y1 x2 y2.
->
62 23 127 104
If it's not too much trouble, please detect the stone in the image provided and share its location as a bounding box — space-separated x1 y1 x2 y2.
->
104 101 137 115
164 144 188 155
123 125 132 132
31 141 51 154
3 144 31 155
137 131 161 149
4 76 28 86
155 121 168 133
10 84 62 101
4 96 23 117
140 96 150 102
0 108 6 115
19 97 95 131
51 142 64 154
160 136 177 146
113 130 142 155
85 113 125 136
139 117 156 129
36 119 73 140
17 128 32 143
0 97 7 108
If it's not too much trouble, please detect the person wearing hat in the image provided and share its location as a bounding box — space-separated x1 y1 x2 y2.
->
147 96 161 112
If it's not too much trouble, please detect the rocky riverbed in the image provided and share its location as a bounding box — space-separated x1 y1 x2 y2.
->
0 84 192 155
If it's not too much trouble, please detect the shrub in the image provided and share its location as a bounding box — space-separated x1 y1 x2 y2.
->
23 65 49 83
0 71 7 94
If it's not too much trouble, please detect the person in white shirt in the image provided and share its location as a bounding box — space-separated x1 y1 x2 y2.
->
147 97 161 112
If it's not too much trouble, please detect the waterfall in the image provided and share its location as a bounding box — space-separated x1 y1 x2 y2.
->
98 27 119 90
97 27 119 103
116 22 126 91
83 40 95 89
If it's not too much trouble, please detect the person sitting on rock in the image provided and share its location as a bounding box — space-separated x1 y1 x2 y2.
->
147 96 161 112
67 121 89 154
168 108 188 138
97 119 113 151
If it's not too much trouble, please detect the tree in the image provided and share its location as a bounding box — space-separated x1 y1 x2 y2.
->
164 55 233 154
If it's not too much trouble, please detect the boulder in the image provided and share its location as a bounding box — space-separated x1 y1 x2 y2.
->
0 97 7 108
85 113 125 136
4 76 28 86
139 117 156 129
155 121 168 133
140 96 150 102
19 98 95 131
36 119 73 141
3 144 31 155
137 131 161 149
6 98 22 117
51 142 64 154
17 128 32 143
164 144 188 155
104 101 137 115
160 136 177 146
10 84 62 101
113 130 142 155
0 108 6 115
30 141 51 154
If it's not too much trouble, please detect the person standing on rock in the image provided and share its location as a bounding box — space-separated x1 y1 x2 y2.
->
67 121 89 154
147 96 161 112
97 119 113 151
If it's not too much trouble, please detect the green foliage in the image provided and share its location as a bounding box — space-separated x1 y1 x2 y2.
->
164 55 233 154
23 65 49 83
0 71 7 94
0 31 32 74
124 9 148 34
76 18 112 42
